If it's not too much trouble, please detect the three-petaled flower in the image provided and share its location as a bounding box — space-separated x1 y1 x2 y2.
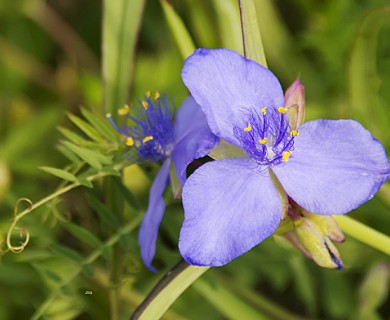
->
179 48 390 267
108 94 217 271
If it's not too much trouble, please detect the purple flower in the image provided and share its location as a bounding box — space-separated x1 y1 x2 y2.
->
108 94 217 271
179 48 390 267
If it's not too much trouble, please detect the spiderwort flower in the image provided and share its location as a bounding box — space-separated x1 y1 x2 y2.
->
179 48 390 267
108 93 217 271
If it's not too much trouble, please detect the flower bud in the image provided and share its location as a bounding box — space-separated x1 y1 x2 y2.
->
293 217 343 269
284 80 305 129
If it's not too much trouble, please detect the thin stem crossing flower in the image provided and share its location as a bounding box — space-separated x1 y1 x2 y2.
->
108 94 217 271
179 48 390 267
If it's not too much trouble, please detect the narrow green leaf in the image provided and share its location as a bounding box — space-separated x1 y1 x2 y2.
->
67 113 105 143
102 0 146 115
81 108 118 141
64 223 103 249
58 126 89 145
160 0 196 59
130 260 209 320
39 166 78 183
56 145 81 163
62 141 111 170
238 0 267 66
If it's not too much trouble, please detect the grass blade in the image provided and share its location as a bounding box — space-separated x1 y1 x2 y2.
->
102 0 146 116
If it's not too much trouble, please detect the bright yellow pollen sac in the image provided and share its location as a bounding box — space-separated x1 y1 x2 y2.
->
126 137 134 147
142 100 148 109
117 104 130 116
261 106 267 115
145 90 151 98
154 91 160 100
258 138 268 145
278 107 287 114
282 151 292 162
142 135 153 143
290 130 299 136
243 124 252 132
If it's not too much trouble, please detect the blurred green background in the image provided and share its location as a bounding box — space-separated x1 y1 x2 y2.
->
0 0 389 319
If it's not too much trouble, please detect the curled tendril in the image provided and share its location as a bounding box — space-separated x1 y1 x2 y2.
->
1 198 33 254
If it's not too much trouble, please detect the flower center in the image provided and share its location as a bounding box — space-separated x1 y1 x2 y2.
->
108 92 175 162
233 106 297 166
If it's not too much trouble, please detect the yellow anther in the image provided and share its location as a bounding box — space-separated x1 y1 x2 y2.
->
142 100 148 109
142 135 153 143
282 151 292 162
145 90 151 98
278 107 287 114
290 130 299 136
154 91 160 100
126 137 134 147
243 124 252 132
258 138 268 145
118 104 130 116
261 106 267 115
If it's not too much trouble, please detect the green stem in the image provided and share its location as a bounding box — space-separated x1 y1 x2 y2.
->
334 215 390 255
130 260 209 320
110 244 121 320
